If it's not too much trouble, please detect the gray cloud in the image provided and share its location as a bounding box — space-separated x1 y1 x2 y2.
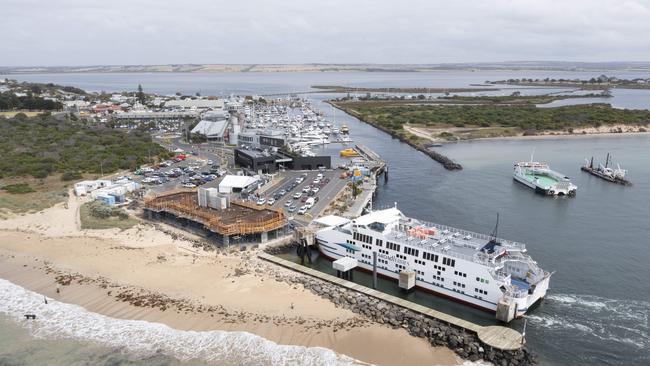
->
2 0 650 65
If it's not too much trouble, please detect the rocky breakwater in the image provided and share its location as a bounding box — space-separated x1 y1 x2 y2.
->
422 145 463 170
263 250 536 365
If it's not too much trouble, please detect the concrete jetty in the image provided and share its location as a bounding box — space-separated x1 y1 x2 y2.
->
259 252 524 351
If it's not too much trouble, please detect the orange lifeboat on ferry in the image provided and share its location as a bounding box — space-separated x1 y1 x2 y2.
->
408 226 436 239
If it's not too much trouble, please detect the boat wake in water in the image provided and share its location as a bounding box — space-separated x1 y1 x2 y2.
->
0 279 356 366
526 293 650 364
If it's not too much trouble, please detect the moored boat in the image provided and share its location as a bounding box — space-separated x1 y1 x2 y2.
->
581 153 631 185
315 207 552 320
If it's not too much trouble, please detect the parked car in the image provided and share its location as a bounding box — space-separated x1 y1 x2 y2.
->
302 185 311 193
284 200 292 207
298 206 308 215
279 189 286 196
292 192 302 199
312 187 320 193
181 182 196 188
267 198 276 206
256 197 267 205
288 205 297 213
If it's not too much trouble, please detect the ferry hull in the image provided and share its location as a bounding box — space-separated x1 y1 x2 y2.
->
317 247 499 314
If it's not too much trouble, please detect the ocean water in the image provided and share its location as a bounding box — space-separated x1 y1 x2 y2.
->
2 71 650 365
0 279 354 366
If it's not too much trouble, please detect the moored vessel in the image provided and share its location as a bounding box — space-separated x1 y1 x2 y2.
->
513 154 577 196
581 153 631 185
315 208 552 320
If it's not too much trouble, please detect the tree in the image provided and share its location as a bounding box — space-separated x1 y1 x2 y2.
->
136 84 146 104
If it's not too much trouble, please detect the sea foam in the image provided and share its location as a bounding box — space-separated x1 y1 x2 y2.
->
0 279 357 366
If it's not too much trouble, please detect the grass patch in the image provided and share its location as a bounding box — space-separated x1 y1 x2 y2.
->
79 201 138 230
0 175 69 216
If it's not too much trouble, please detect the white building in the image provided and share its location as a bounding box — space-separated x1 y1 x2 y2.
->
218 175 259 194
165 99 224 109
74 180 112 196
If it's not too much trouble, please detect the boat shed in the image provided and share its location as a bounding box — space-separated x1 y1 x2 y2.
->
191 120 229 141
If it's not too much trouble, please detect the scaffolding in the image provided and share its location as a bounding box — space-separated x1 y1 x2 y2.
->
144 190 287 236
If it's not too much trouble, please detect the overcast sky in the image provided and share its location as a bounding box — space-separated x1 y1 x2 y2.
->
3 0 650 66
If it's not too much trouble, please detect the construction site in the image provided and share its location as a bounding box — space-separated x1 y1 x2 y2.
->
144 189 289 246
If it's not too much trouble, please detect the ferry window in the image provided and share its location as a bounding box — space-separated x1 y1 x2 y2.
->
376 239 383 247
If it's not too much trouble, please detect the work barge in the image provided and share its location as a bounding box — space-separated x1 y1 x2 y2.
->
144 190 288 245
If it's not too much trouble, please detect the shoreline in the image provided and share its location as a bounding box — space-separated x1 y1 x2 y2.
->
0 194 459 366
0 235 457 366
328 100 648 168
438 129 650 145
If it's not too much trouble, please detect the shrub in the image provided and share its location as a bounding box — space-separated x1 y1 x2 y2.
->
2 183 35 194
61 171 83 181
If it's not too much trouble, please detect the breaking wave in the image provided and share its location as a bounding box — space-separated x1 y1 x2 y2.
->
0 279 357 366
526 293 650 350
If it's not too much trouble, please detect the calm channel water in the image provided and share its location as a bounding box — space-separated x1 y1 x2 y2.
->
2 71 649 366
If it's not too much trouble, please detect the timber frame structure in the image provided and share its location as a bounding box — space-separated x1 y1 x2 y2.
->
144 190 287 239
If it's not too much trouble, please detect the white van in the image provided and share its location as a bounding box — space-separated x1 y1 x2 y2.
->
304 197 315 209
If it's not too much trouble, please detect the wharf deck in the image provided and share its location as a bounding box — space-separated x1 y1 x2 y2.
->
258 252 524 351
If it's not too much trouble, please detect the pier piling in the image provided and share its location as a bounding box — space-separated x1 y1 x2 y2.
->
372 251 378 289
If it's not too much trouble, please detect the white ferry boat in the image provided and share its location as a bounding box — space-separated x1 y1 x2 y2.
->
315 207 551 319
513 160 577 196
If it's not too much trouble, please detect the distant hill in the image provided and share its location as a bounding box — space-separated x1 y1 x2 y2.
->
2 62 650 74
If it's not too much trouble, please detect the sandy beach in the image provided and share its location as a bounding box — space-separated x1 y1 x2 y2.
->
404 123 649 144
0 193 458 366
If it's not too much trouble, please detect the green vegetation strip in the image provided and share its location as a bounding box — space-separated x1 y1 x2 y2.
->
334 101 650 138
0 114 172 179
